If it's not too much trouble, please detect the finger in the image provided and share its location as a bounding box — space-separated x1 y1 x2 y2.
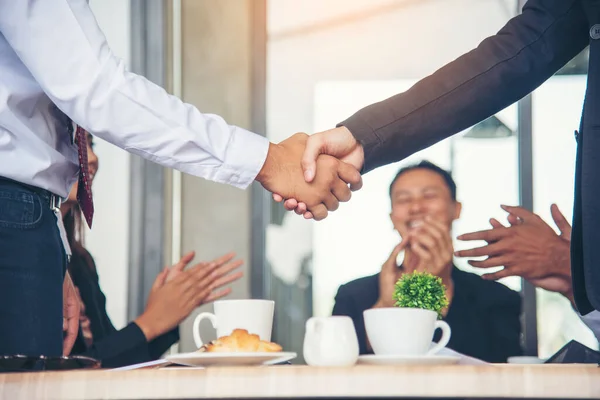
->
410 241 432 271
489 218 505 229
272 193 283 202
337 162 363 192
384 241 409 269
303 211 314 219
501 205 537 223
295 202 308 215
208 271 244 291
507 213 522 226
457 227 509 243
191 288 212 308
411 230 437 252
468 256 510 269
210 252 237 268
331 179 352 203
204 287 233 303
309 204 328 221
454 242 505 258
172 251 195 273
62 307 79 356
284 198 298 210
551 203 571 237
301 134 324 182
423 217 452 253
481 269 513 281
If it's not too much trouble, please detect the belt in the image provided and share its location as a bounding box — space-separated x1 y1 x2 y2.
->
0 176 63 210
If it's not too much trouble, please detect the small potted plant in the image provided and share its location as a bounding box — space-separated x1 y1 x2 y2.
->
392 271 449 319
363 271 452 356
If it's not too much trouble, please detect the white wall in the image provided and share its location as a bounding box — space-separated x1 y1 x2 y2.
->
85 0 131 329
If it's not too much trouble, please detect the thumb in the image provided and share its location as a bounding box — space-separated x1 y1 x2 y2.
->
551 203 571 238
301 134 325 182
385 240 408 269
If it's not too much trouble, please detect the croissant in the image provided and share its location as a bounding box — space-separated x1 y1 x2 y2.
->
200 329 282 353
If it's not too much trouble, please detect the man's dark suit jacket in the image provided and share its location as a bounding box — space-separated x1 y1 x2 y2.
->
332 267 523 363
69 248 179 368
338 0 600 313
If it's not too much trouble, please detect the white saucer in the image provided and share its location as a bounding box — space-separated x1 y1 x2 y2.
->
357 354 460 366
165 351 297 367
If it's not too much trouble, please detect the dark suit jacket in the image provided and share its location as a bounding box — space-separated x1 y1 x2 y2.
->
332 267 523 363
337 0 599 313
69 248 179 368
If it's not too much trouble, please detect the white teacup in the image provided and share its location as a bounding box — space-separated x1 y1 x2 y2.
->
303 316 359 367
364 308 451 356
193 299 274 348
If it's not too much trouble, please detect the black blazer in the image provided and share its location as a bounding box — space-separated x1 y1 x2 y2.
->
337 0 599 314
332 267 523 363
69 248 179 368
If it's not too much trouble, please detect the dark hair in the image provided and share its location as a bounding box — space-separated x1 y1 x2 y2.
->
63 204 96 274
388 160 457 201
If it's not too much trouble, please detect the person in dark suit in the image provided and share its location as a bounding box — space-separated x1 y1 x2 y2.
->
279 0 600 317
332 161 523 363
62 132 244 368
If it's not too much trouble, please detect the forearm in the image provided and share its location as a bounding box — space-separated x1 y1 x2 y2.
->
0 0 268 188
339 0 587 173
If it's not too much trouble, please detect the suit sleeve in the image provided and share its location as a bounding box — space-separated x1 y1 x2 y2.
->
339 0 588 173
148 328 180 360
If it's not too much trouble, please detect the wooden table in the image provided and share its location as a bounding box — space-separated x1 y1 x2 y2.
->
1 364 599 399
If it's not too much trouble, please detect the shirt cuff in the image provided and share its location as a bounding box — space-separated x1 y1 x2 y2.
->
337 113 382 174
212 127 269 189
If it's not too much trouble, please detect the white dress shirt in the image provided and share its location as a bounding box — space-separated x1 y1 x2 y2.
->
0 0 269 199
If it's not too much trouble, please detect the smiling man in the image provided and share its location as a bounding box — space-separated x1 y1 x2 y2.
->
332 161 523 363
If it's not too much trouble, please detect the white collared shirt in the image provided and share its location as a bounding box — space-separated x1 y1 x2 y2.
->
0 0 268 198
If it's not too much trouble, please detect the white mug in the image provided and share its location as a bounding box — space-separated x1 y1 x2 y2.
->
193 299 274 348
363 308 451 356
303 316 359 367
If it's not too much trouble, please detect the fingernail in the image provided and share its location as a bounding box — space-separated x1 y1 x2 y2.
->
454 251 460 256
456 234 464 240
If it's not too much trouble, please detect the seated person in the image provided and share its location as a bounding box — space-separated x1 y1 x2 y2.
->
65 132 243 368
332 161 523 363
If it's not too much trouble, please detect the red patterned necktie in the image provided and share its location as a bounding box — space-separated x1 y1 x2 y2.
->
75 126 94 228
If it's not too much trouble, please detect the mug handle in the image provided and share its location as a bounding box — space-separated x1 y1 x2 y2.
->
193 312 218 349
427 320 451 355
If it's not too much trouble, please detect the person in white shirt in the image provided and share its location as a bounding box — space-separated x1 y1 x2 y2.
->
455 204 600 344
0 0 362 358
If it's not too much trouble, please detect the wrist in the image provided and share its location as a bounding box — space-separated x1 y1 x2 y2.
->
256 143 278 186
134 314 159 342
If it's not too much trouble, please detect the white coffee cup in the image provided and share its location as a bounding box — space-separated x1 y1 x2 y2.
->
193 299 274 348
303 316 359 367
363 308 451 356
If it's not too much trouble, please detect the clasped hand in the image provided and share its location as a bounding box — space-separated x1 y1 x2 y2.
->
260 129 364 221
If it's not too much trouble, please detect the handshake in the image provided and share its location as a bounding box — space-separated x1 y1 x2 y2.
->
256 127 364 221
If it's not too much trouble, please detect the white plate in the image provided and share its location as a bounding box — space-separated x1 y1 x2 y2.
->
357 354 460 366
165 351 297 367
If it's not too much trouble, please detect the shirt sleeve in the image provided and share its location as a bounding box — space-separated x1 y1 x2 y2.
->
0 0 268 189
